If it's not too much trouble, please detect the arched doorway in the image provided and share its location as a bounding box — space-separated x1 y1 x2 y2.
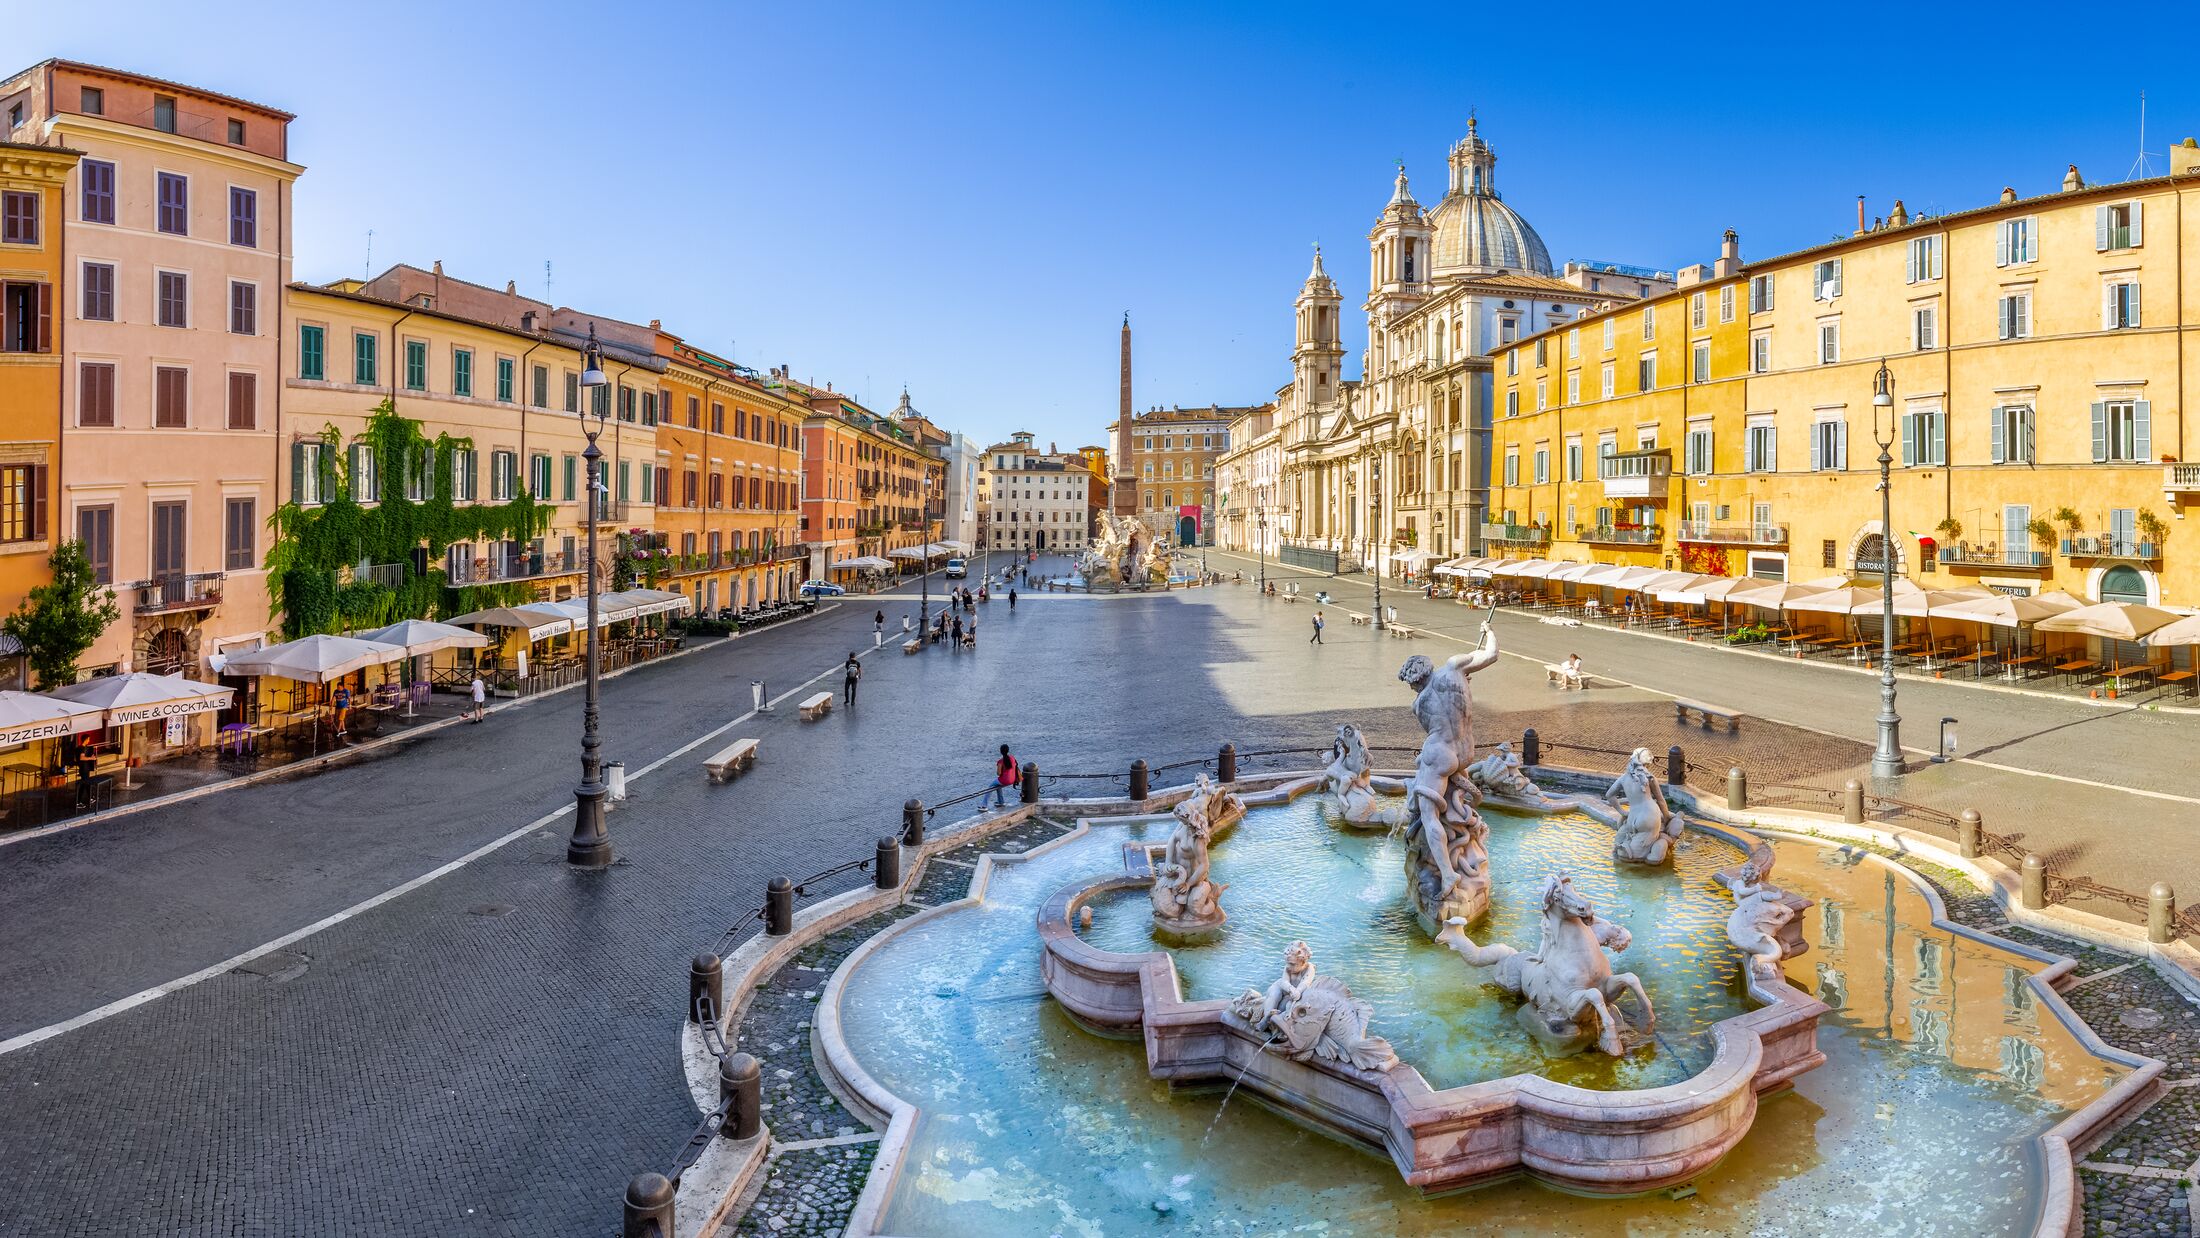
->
1035 530 1047 551
2099 565 2148 604
144 629 188 677
1176 514 1197 547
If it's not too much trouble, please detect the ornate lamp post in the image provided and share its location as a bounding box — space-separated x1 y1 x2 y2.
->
568 324 614 867
918 475 934 637
1870 360 1904 780
1369 456 1385 632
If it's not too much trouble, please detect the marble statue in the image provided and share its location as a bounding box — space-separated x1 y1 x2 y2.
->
1397 618 1502 953
1080 514 1163 590
1323 724 1402 828
1149 774 1242 935
1716 857 1814 987
1485 871 1653 1057
1608 746 1683 866
1467 741 1550 804
1231 943 1398 1072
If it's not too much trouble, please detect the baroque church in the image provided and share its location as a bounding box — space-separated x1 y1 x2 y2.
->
1261 120 1672 571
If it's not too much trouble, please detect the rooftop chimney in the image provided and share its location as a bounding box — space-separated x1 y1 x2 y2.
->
1854 195 1866 236
2000 186 2018 203
1713 228 1740 278
2062 164 2085 192
505 280 516 294
520 310 537 333
2172 138 2200 177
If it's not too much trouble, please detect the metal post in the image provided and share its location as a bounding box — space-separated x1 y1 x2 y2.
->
765 876 793 936
689 953 723 1025
1870 361 1904 779
2149 883 2176 945
1727 767 1747 811
569 430 614 867
1521 727 1539 767
902 798 926 846
623 1172 675 1238
874 836 901 890
1959 808 1982 858
720 1051 762 1140
1218 743 1237 783
1020 760 1040 804
1128 759 1149 801
1666 745 1686 788
2020 854 2046 910
1842 780 1865 824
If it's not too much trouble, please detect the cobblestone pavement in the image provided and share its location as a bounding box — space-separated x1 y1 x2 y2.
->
0 572 2192 1236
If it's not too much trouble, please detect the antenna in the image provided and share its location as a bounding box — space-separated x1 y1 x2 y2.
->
2128 91 2160 181
544 260 553 301
363 229 373 278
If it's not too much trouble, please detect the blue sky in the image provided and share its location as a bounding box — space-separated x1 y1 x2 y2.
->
19 1 2200 448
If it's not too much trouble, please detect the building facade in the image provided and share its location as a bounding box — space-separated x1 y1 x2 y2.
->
1104 403 1244 545
981 432 1094 553
1491 142 2200 611
653 336 807 613
800 388 945 579
1213 405 1282 560
0 137 79 683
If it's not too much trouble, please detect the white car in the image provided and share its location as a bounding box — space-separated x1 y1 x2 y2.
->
944 558 968 579
798 580 845 598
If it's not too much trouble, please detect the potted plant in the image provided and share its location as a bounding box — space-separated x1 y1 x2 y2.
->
493 678 520 698
1934 517 1962 541
2026 517 2056 564
2137 509 2168 557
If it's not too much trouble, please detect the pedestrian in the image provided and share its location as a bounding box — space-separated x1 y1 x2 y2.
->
874 609 885 639
983 743 1018 809
951 614 964 649
469 672 487 722
843 652 862 705
73 744 97 811
1310 610 1325 644
1008 586 1018 611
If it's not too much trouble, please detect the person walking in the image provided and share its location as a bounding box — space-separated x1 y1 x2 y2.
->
1309 610 1325 645
1008 586 1018 611
951 614 964 649
874 609 885 640
73 744 98 811
843 652 862 705
469 673 486 723
983 744 1018 809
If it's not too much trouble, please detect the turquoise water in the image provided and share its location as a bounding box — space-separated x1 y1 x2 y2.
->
837 796 2127 1236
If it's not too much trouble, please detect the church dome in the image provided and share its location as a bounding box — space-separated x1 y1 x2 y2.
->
1426 119 1553 277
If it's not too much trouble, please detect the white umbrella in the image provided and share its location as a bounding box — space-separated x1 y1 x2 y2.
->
1732 583 1829 610
446 605 574 642
0 690 104 748
1511 560 1568 579
1936 592 2083 628
1572 563 1635 588
1614 569 1695 594
1545 561 1601 583
1888 587 1994 618
356 619 491 656
837 555 893 572
46 673 236 787
2144 614 2200 647
602 589 692 618
1649 573 1730 604
1783 586 1894 616
887 547 928 561
1487 559 1548 578
1393 548 1433 568
535 597 640 628
217 634 406 684
2035 602 2182 642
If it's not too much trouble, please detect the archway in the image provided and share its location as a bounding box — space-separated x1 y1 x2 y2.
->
144 628 188 677
2099 565 2149 604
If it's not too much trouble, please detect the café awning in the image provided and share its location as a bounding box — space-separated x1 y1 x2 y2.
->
2035 602 2183 642
355 619 493 656
223 634 408 683
0 690 105 747
46 673 234 727
838 555 893 571
446 605 577 641
601 589 693 618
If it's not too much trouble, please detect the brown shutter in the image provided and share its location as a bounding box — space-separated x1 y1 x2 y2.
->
228 372 255 430
30 464 47 541
35 281 52 352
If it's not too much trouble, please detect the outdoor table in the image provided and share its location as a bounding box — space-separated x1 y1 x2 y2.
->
3 761 45 797
2001 653 2045 681
2159 669 2197 698
2107 664 2158 685
2052 659 2098 687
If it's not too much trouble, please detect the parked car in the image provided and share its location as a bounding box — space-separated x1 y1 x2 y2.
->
944 558 968 579
799 580 846 598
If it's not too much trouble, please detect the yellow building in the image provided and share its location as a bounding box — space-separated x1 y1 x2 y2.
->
1495 144 2200 612
0 139 79 684
653 338 806 613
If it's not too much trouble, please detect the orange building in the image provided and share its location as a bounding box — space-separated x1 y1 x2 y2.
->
0 138 81 684
654 338 806 612
798 384 947 582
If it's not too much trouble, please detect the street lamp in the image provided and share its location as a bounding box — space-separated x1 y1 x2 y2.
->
1370 457 1385 632
918 475 934 639
1870 360 1904 780
568 323 614 867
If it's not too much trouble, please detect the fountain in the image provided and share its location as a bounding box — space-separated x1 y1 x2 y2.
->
1076 513 1166 591
1320 724 1403 828
1146 774 1241 937
1607 746 1684 866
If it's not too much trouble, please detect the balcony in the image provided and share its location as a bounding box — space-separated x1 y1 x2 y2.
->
1598 450 1671 500
1582 523 1662 545
451 552 577 585
2166 463 2200 498
133 572 224 615
1480 523 1550 547
1938 542 2050 569
354 562 408 589
2061 533 2159 561
1676 521 1788 546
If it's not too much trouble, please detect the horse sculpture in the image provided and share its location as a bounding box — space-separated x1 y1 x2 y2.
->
1485 871 1653 1057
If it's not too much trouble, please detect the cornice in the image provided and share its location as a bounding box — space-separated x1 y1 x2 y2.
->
0 148 82 182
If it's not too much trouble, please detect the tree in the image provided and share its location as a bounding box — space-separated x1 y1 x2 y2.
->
4 541 121 687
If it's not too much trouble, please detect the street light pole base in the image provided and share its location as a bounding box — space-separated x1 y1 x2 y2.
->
568 784 614 867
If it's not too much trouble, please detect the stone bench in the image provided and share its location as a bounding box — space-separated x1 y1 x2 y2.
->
1386 624 1419 639
703 737 760 783
798 692 834 721
1674 699 1742 731
903 640 922 655
1281 592 1299 602
1346 611 1373 626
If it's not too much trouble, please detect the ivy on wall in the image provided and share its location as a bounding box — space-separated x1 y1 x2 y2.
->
264 401 553 637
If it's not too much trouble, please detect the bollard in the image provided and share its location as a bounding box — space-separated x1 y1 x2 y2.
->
874 836 901 890
1842 780 1864 825
902 798 926 847
1958 809 1982 859
1021 760 1040 804
1667 745 1687 788
1218 743 1237 783
1129 759 1150 801
689 953 723 1025
720 1051 762 1140
1727 767 1747 811
765 876 793 936
623 1172 675 1238
2150 883 2177 945
2021 854 2047 910
1521 728 1540 767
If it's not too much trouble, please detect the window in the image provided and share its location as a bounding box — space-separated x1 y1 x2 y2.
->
530 453 552 498
1998 291 2031 340
1535 379 1547 411
1905 235 1942 283
1750 331 1770 374
1 190 36 244
80 160 115 224
1504 389 1519 418
1533 448 1549 485
227 119 246 146
1503 452 1519 486
224 498 254 569
354 333 378 385
1535 339 1548 367
1997 217 2037 266
293 442 326 505
156 172 187 235
297 324 325 380
1500 318 1517 345
156 271 187 327
226 371 255 430
532 364 549 408
1690 292 1705 329
617 461 631 502
2104 279 2141 330
78 505 113 582
642 390 658 425
154 366 188 427
1636 352 1655 392
1808 260 1844 303
1748 274 1774 313
497 357 515 402
686 395 700 428
228 187 256 247
1567 441 1583 482
2091 399 2151 463
1912 304 1937 350
398 339 426 391
80 86 103 115
1600 362 1615 398
1990 404 2035 464
564 371 578 412
618 386 635 422
455 449 479 501
406 445 433 501
1684 427 1713 475
489 450 517 501
2097 202 2142 251
1566 371 1580 404
451 348 473 397
78 362 115 426
1691 341 1710 383
81 262 114 321
1900 408 1946 467
1567 327 1579 359
153 95 176 132
1719 284 1735 323
0 464 45 542
1504 350 1517 377
229 281 256 335
1641 305 1656 339
710 402 724 433
1810 419 1846 471
1744 424 1777 473
1818 320 1840 365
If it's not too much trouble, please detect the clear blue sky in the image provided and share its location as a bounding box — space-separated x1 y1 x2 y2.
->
20 1 2200 449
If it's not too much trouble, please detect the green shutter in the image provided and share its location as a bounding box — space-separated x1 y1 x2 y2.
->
292 441 307 505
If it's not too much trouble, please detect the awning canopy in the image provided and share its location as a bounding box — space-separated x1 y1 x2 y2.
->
1393 549 1433 568
1487 559 1550 578
354 619 493 657
836 555 893 571
1935 592 2084 629
533 597 641 628
222 634 407 683
601 589 692 618
446 605 575 642
46 673 234 727
2036 602 2183 641
938 540 973 554
886 547 928 561
0 690 105 747
2146 613 2200 647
